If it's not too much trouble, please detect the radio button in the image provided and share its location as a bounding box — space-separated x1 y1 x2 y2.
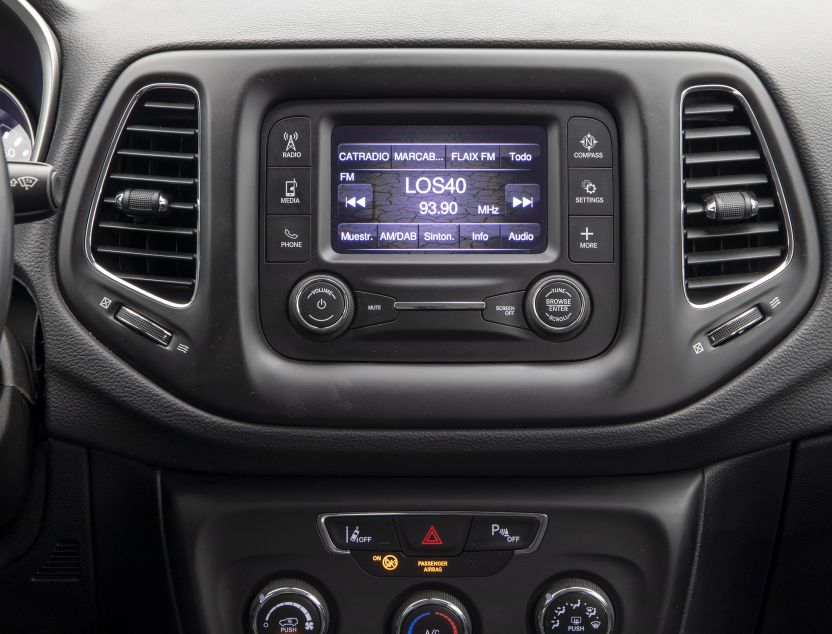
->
268 117 311 167
569 167 613 215
352 292 398 329
568 117 613 167
482 292 529 329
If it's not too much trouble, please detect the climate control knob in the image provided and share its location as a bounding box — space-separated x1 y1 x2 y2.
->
250 578 329 634
393 591 471 634
289 273 355 337
535 579 614 634
525 274 591 338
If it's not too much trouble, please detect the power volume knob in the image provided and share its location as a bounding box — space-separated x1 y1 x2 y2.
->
250 578 329 634
289 273 355 338
525 274 591 338
535 579 614 634
393 591 471 634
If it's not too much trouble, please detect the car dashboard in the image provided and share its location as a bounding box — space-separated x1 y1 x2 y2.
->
0 1 831 633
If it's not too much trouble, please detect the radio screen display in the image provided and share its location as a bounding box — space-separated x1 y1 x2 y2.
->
331 125 548 253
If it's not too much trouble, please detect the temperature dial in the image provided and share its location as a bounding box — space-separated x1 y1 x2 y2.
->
535 579 614 634
393 591 471 634
250 579 329 634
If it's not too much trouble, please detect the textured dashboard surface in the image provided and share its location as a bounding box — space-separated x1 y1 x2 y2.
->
14 0 832 475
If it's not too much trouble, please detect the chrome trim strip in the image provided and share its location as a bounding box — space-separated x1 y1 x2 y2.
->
680 84 794 309
318 511 548 556
3 0 60 162
393 301 486 310
84 83 200 309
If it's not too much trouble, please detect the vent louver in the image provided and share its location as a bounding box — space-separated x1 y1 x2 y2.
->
89 85 199 305
681 87 790 306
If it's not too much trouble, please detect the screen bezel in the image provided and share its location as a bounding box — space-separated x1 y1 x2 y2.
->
315 103 563 266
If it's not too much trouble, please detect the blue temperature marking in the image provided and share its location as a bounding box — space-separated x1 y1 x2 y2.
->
407 611 431 634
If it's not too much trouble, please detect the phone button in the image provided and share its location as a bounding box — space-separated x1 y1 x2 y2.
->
266 215 311 262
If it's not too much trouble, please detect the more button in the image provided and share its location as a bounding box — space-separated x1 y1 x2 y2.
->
569 216 613 263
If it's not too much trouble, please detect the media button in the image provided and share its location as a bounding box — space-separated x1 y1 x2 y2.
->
338 183 374 220
268 117 311 167
419 224 460 249
459 223 501 249
266 215 311 263
337 223 379 249
501 223 543 250
336 144 392 170
378 223 420 249
267 167 311 215
569 168 613 215
568 117 612 167
446 144 500 169
391 144 446 169
500 144 541 169
569 216 614 262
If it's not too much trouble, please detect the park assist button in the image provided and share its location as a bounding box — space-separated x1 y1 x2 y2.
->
323 515 400 552
393 515 473 556
482 292 529 329
568 117 612 167
464 516 542 551
268 117 311 167
569 216 614 262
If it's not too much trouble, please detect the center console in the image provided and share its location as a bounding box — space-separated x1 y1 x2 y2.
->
259 102 621 362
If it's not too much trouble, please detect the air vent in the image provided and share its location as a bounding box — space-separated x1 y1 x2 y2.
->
681 87 790 306
32 540 81 581
88 85 199 305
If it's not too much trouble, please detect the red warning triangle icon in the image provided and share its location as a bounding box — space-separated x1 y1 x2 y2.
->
421 525 444 546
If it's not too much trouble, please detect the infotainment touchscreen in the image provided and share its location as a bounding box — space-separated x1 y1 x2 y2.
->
331 125 548 254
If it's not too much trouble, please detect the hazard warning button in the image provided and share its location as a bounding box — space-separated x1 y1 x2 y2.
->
393 515 473 556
